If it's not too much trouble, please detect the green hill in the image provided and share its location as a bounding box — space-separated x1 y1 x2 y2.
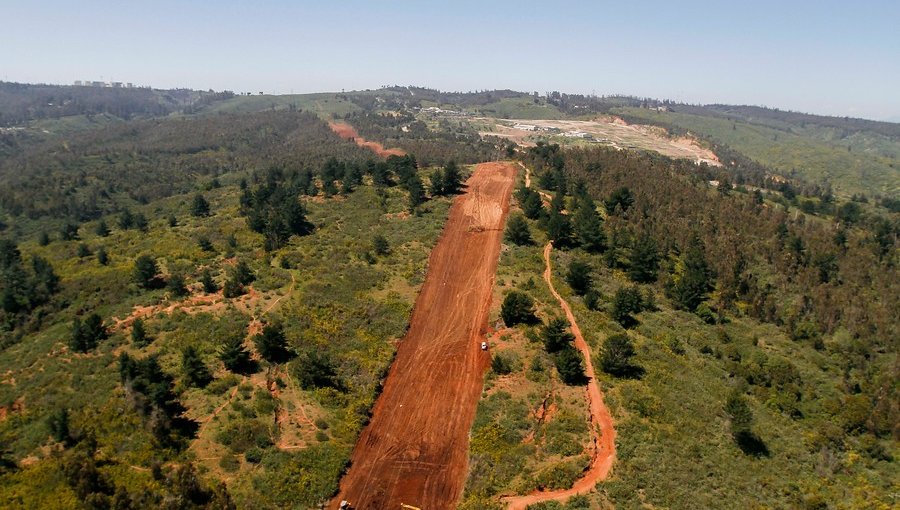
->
616 106 900 199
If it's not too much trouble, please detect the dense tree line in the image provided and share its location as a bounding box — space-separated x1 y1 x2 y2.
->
0 111 373 221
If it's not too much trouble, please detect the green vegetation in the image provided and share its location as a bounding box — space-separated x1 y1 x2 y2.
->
0 96 475 507
616 106 900 198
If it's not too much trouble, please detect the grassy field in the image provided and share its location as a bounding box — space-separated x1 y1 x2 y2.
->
616 107 900 198
0 164 462 508
472 97 565 120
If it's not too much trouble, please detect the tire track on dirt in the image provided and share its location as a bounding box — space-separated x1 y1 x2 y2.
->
330 162 517 510
503 242 617 509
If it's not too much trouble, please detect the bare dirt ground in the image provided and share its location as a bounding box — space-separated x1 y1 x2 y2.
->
330 162 518 510
479 116 720 166
328 121 407 158
503 243 617 509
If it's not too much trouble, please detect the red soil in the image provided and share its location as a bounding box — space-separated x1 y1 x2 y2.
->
328 121 407 158
503 243 617 509
330 162 518 510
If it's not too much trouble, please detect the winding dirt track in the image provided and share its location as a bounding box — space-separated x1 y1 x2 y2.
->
329 121 407 157
503 243 617 510
330 162 518 510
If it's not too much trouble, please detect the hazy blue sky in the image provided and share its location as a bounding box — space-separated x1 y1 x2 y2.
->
3 1 899 120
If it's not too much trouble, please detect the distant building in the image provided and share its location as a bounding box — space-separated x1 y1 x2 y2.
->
563 130 590 138
74 80 83 86
513 123 537 131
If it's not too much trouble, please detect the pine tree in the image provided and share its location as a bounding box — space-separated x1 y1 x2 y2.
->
94 220 110 237
191 194 211 217
554 346 586 385
612 285 644 328
253 323 292 363
132 255 159 289
134 213 148 232
429 169 445 196
131 318 149 347
118 209 135 230
167 272 188 297
231 260 255 286
566 259 592 295
406 175 425 211
500 291 536 326
546 209 573 246
629 233 660 283
38 231 50 246
373 234 391 256
96 247 109 266
69 314 106 352
442 161 462 194
605 186 634 215
200 269 218 293
504 214 533 246
181 345 212 388
220 336 252 374
573 199 606 252
542 318 574 353
517 186 544 220
668 237 714 312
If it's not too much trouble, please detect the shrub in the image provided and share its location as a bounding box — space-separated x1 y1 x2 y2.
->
491 352 515 375
584 289 601 311
167 272 188 297
600 333 637 377
373 234 390 256
611 285 644 328
132 255 159 289
294 350 343 391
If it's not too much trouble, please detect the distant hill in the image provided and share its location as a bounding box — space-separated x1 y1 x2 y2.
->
615 104 900 199
0 81 234 127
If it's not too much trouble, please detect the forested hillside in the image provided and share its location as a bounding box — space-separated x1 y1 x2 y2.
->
485 143 898 507
0 84 896 509
0 82 233 126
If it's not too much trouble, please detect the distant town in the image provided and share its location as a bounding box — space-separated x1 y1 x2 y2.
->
73 80 137 88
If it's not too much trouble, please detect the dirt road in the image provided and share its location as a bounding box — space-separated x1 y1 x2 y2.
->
330 162 518 510
503 243 617 509
328 121 406 157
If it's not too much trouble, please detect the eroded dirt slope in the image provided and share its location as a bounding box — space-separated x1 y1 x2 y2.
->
330 162 517 510
328 121 406 157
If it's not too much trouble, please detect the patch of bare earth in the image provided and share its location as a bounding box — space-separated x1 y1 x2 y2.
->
330 162 518 510
328 121 406 158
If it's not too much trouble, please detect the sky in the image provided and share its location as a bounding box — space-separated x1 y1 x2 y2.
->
3 0 899 121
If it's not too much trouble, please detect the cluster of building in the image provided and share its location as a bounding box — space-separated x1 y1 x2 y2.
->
510 123 592 140
417 106 467 116
73 80 136 88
